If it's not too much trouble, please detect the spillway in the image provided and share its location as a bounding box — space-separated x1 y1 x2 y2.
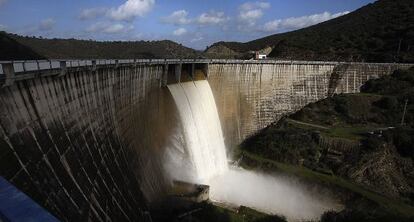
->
166 80 228 183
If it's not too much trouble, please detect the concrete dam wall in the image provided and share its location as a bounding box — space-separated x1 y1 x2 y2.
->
208 62 412 149
0 63 175 221
0 60 411 221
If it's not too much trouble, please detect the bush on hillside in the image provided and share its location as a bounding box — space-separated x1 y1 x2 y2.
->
361 68 414 95
321 209 414 222
373 96 399 110
361 135 385 151
333 96 348 115
241 127 322 166
387 127 414 159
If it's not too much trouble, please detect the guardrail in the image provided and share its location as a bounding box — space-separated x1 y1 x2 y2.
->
0 59 411 87
1 58 408 75
0 59 210 75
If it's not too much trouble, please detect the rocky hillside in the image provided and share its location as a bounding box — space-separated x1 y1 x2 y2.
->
0 31 200 60
206 0 414 62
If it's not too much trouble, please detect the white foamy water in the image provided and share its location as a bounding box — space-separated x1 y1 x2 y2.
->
209 167 337 221
167 80 228 183
166 80 339 221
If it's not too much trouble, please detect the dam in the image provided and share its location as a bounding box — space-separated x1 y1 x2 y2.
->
0 59 412 221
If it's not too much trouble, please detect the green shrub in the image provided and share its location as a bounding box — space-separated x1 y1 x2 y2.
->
321 209 414 222
361 135 384 151
373 96 399 110
361 68 414 95
241 127 321 166
391 128 414 159
334 96 349 116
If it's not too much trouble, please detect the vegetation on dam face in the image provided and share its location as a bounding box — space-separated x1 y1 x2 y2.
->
206 0 414 63
239 67 414 221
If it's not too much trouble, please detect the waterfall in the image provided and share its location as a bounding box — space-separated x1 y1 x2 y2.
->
167 80 228 183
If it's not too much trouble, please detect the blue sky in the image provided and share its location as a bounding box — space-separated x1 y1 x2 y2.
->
0 0 375 49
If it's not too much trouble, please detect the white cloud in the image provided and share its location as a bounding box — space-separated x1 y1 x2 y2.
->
109 0 155 21
0 24 7 31
240 9 263 21
240 1 270 11
173 27 187 36
190 34 204 43
262 11 349 33
161 10 191 25
39 18 56 31
79 7 108 20
161 10 228 27
86 22 133 34
238 1 270 28
196 11 228 26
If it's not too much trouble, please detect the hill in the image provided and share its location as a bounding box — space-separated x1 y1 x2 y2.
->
0 31 200 60
0 32 45 60
206 0 414 63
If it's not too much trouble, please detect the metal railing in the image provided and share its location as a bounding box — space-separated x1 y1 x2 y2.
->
1 59 412 86
1 58 409 76
0 59 207 75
